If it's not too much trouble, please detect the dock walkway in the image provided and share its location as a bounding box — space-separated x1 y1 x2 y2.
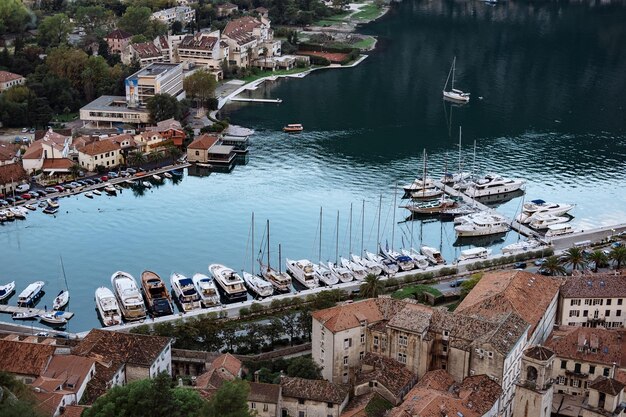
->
230 98 283 104
0 305 74 320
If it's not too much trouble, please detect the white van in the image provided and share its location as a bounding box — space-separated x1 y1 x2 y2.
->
16 184 30 193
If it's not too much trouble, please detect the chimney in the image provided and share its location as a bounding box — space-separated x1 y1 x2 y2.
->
254 370 260 383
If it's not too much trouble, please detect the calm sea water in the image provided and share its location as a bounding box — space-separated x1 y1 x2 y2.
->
2 0 626 331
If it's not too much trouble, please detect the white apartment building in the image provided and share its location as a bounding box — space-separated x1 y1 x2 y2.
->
151 6 195 25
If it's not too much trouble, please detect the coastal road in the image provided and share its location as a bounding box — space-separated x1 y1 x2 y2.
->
551 223 626 251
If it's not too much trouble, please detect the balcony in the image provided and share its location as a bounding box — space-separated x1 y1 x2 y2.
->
565 370 589 378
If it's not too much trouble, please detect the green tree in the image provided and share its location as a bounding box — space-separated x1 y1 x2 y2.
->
171 20 183 34
610 246 626 270
75 5 115 44
45 47 90 93
147 150 165 164
183 69 216 116
0 372 41 417
37 14 73 48
586 250 608 273
207 380 253 417
127 150 147 166
69 163 82 179
119 6 164 36
541 255 567 276
360 273 384 299
0 0 31 35
460 273 482 300
165 145 183 161
280 311 299 346
563 247 586 271
286 356 322 379
221 325 239 352
147 93 182 123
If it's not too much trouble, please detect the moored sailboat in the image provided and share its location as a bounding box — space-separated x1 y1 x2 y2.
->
443 56 470 103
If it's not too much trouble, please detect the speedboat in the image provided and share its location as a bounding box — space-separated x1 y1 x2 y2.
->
43 206 58 215
501 239 542 255
170 272 202 311
192 273 220 307
285 259 319 289
152 174 162 182
340 257 368 280
111 271 147 321
143 181 152 188
92 189 102 196
529 214 570 230
53 290 69 310
381 247 415 271
458 247 492 262
242 272 274 297
171 169 183 176
95 287 122 327
38 201 47 208
312 263 339 286
39 311 67 326
365 251 399 275
163 172 173 179
454 213 511 237
209 264 248 299
141 270 174 316
46 199 59 209
283 124 303 133
400 248 430 269
521 199 575 216
9 207 26 219
465 173 525 198
0 281 16 301
545 223 574 238
17 281 45 306
260 266 292 293
85 192 94 199
24 204 36 211
420 246 446 265
351 254 382 276
12 310 39 320
104 183 117 195
327 262 354 283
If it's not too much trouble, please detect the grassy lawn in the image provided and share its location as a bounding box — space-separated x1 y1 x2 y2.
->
351 36 376 50
52 112 78 122
391 284 442 300
314 11 351 26
353 3 383 20
240 66 312 83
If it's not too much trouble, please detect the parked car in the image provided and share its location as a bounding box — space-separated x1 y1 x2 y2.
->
5 197 15 204
21 127 28 133
37 190 48 196
20 193 32 200
54 185 65 192
63 184 73 190
611 242 623 249
29 191 40 198
0 199 8 206
29 128 35 134
126 168 136 174
513 262 527 269
538 268 551 276
100 176 108 181
45 187 57 193
450 278 468 288
16 184 30 193
13 195 23 201
107 172 118 178
84 179 95 185
70 182 81 188
93 178 103 184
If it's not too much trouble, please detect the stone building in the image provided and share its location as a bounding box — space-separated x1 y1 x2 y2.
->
513 346 555 417
279 376 349 417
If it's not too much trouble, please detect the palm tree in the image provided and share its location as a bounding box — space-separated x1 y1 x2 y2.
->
165 145 182 161
127 150 147 167
360 274 384 299
586 250 608 273
147 151 164 164
68 163 81 179
540 256 567 276
563 247 587 271
609 246 626 270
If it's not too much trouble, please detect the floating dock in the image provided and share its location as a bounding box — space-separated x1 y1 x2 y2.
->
230 98 283 104
0 305 74 320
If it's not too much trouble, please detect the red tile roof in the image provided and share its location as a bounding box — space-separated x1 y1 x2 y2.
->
524 345 555 361
0 70 24 83
589 376 625 396
179 33 218 51
0 162 28 185
560 273 626 299
211 353 242 377
61 405 88 417
105 29 132 40
355 353 417 398
42 158 74 171
33 390 66 417
0 143 19 161
0 339 55 376
187 134 219 150
281 376 349 404
546 327 626 367
248 382 280 404
79 139 121 156
223 16 261 45
34 129 71 141
131 41 162 59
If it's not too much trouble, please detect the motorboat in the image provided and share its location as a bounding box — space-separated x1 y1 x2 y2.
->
454 213 510 237
38 201 48 208
517 200 575 224
85 192 94 199
340 257 368 280
454 211 505 224
381 247 415 271
46 199 59 209
313 263 340 286
351 254 382 276
400 248 431 268
111 271 147 321
443 56 470 104
39 311 67 326
103 183 117 195
458 247 492 262
441 171 471 185
17 281 45 307
92 189 102 196
12 310 39 320
285 259 319 289
528 214 570 230
403 177 436 194
209 264 248 299
0 281 15 301
410 188 444 201
501 239 542 255
420 246 446 265
24 204 36 211
192 273 220 307
9 207 26 219
141 270 174 316
283 123 303 133
163 172 173 179
1 210 14 220
242 272 274 297
53 290 69 310
114 184 122 191
171 169 184 176
142 181 152 188
152 174 162 182
545 223 574 238
260 266 292 293
403 197 457 215
43 206 58 215
170 272 202 311
465 173 525 198
327 262 354 283
95 287 122 327
365 251 399 275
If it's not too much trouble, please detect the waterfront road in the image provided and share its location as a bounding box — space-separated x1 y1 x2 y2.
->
550 223 626 251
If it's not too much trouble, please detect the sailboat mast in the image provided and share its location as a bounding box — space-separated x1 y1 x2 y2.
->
361 199 365 256
451 56 456 91
422 149 427 198
392 183 397 252
335 210 339 264
251 212 255 275
349 203 353 255
60 255 69 290
278 244 283 274
458 126 462 175
267 219 271 271
319 207 323 262
377 194 382 251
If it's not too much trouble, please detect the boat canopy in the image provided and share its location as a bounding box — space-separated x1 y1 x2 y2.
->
531 199 546 204
396 256 413 263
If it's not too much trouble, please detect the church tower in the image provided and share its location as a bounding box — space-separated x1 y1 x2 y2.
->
513 345 555 417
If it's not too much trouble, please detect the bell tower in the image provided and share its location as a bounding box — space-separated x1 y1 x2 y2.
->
513 345 555 417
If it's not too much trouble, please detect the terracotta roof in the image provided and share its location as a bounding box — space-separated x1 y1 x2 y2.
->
546 327 626 367
40 354 96 394
0 339 55 376
179 33 218 51
187 134 219 150
195 367 233 391
0 162 28 185
61 405 88 417
560 274 626 299
387 304 433 333
281 376 349 404
79 139 120 156
34 129 71 141
155 118 182 130
223 16 262 45
108 134 137 148
42 158 74 171
415 369 456 391
131 41 162 59
455 270 561 338
158 35 169 49
312 298 409 333
211 353 242 377
589 376 625 396
0 70 24 83
524 345 555 361
105 29 132 40
83 361 124 403
355 353 416 397
0 143 19 161
248 382 280 404
33 390 66 417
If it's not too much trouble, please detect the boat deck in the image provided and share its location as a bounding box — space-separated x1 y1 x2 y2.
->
0 305 74 320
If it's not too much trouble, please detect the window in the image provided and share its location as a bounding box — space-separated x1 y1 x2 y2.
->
619 299 623 306
263 404 268 412
606 310 610 317
359 351 364 360
399 335 408 346
561 360 567 369
604 368 610 377
321 330 325 340
607 299 612 306
585 299 592 305
443 330 449 337
574 363 581 373
617 310 622 317
558 376 566 385
589 365 596 374
572 379 580 388
583 310 589 317
251 402 256 409
195 150 199 156
344 338 352 349
298 399 305 405
343 356 348 365
327 402 333 408
398 353 407 364
569 310 580 317
299 412 305 417
488 351 494 358
593 299 603 306
361 333 365 344
373 336 379 346
320 348 324 358
571 299 581 306
442 344 448 353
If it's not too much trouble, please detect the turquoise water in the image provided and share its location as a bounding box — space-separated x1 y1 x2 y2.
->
2 0 626 331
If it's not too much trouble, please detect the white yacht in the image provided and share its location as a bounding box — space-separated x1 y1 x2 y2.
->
285 259 319 289
403 177 436 193
545 223 574 238
340 257 368 280
365 251 399 275
420 246 446 265
351 254 382 276
0 281 15 301
242 272 274 297
192 273 220 307
410 188 444 201
95 287 122 327
454 214 510 237
209 264 248 299
381 247 415 271
501 239 542 255
313 263 339 286
465 173 525 198
170 273 202 311
261 267 292 293
441 171 471 185
528 214 570 230
327 262 354 283
17 281 45 307
400 249 430 269
103 183 117 195
111 271 147 321
458 247 492 262
517 200 575 224
53 290 69 310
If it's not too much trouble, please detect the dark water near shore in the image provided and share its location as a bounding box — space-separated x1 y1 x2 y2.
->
2 0 626 331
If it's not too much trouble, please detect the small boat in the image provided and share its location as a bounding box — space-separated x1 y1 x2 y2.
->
403 177 436 193
111 271 147 321
312 263 339 287
46 199 59 209
152 174 162 181
170 272 202 311
53 290 69 310
458 247 492 262
0 281 16 301
529 214 570 230
521 200 575 215
340 257 368 281
39 311 67 326
171 169 183 176
114 184 122 191
141 270 174 317
400 248 431 269
404 197 457 215
242 272 274 297
443 56 470 104
351 254 382 276
12 310 39 320
285 259 319 289
9 207 26 219
465 173 526 198
208 264 248 299
327 262 354 283
420 246 446 265
365 251 399 275
43 206 58 215
143 181 152 188
501 239 542 255
381 247 415 271
454 213 511 237
283 123 303 133
17 281 45 306
192 273 220 307
410 188 444 201
92 189 102 196
85 192 94 199
545 223 575 238
261 266 292 293
2 210 15 220
24 204 36 211
163 172 173 179
103 183 117 195
95 287 122 327
38 201 47 208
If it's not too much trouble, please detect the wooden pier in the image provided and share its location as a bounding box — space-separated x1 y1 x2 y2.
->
0 305 74 320
231 98 283 104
